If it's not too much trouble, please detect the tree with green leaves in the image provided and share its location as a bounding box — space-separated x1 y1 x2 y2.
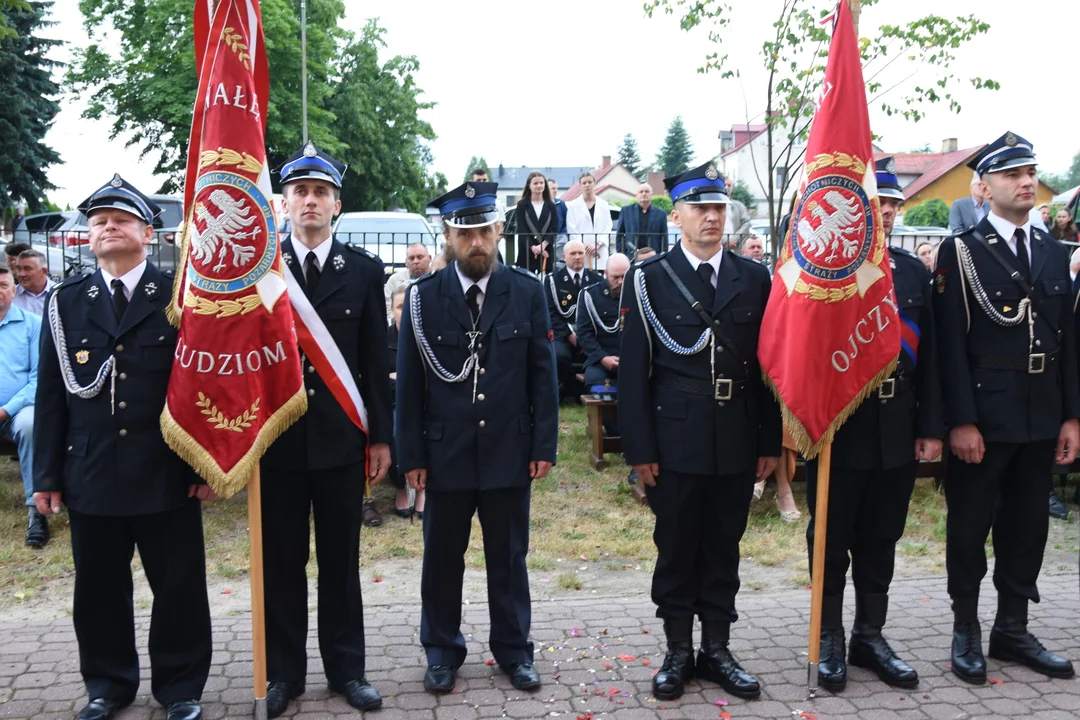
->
0 0 61 211
464 156 491 181
618 133 642 178
901 198 949 228
1039 150 1080 194
655 116 693 178
645 0 996 256
68 1 443 212
729 179 754 209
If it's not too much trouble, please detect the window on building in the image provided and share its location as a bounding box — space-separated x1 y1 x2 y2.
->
775 166 787 190
721 136 734 152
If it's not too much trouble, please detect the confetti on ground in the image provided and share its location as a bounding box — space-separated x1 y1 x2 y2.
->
715 699 728 706
798 713 818 720
485 659 496 666
608 687 621 695
221 589 231 595
601 663 613 670
988 677 1003 685
373 577 382 583
719 711 731 720
617 654 636 662
642 659 651 666
570 627 583 637
642 627 650 634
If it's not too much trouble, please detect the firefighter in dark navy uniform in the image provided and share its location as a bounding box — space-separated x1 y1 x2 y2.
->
33 176 212 720
395 181 559 695
546 239 602 398
933 132 1080 684
575 252 629 389
807 158 944 693
259 141 393 717
617 162 781 701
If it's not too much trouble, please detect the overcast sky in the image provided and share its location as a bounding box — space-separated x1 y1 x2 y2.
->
41 0 1080 208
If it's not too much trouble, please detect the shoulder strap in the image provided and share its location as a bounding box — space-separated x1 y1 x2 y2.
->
657 258 745 372
966 227 1059 334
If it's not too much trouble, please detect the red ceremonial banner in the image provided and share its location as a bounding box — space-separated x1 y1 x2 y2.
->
161 0 306 496
758 0 900 459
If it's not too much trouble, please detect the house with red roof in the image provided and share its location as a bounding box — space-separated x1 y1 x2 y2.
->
715 123 805 217
559 156 644 204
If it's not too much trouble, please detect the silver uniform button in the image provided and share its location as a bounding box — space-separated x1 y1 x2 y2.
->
478 420 486 428
116 344 124 352
119 372 128 380
118 401 128 410
345 309 351 315
477 394 486 401
479 368 486 375
119 429 128 437
158 335 165 341
308 388 315 397
307 366 315 374
1035 340 1042 347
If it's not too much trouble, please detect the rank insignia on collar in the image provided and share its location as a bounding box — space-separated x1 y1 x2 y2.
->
332 254 345 271
561 299 568 306
87 285 100 300
282 252 293 266
145 282 157 297
75 350 89 364
889 258 896 270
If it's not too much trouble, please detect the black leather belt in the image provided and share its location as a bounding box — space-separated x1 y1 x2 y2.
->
654 373 746 401
973 351 1057 374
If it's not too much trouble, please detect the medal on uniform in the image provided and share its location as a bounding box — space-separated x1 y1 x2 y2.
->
76 350 89 364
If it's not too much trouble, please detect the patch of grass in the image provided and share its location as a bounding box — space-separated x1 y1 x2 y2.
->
556 571 583 590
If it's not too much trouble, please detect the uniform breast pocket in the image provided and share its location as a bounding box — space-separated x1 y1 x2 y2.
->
982 283 1022 315
1041 278 1070 324
138 328 178 370
65 330 110 379
495 323 531 366
730 305 763 343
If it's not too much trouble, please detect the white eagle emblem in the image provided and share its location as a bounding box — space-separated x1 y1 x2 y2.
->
797 190 865 263
190 189 262 272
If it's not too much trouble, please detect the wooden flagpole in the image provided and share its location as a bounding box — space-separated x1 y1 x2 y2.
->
807 0 859 698
248 468 268 719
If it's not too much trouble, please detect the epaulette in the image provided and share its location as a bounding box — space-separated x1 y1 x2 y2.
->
53 272 90 294
161 269 175 280
343 243 381 263
637 252 665 269
510 265 541 281
888 245 916 259
412 271 438 286
729 252 771 276
582 280 605 294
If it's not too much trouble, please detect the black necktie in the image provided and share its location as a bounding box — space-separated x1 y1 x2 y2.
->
304 251 321 297
696 263 716 306
111 279 128 320
1013 228 1030 283
466 285 481 325
573 273 581 291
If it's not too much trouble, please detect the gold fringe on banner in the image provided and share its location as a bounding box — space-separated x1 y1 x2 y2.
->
160 386 308 498
763 356 898 461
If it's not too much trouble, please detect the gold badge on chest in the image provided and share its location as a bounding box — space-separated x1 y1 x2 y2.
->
75 350 90 365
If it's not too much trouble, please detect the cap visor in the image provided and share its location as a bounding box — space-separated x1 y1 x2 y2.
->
283 170 342 188
445 210 500 228
985 156 1037 174
677 192 729 205
86 201 150 223
878 188 905 201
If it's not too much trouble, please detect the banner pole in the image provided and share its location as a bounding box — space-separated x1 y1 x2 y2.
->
806 439 832 697
248 468 268 720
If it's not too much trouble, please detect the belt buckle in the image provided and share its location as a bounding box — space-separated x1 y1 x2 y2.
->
1028 353 1046 374
878 378 896 399
715 378 733 401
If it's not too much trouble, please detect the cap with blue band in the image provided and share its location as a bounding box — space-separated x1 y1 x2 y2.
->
276 140 347 188
664 162 729 205
428 182 501 228
875 157 904 202
967 131 1037 177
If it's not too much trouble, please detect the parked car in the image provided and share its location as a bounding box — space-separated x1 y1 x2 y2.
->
333 212 439 274
146 194 185 273
14 210 93 280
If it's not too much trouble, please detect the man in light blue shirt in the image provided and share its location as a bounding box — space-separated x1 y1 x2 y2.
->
0 266 43 546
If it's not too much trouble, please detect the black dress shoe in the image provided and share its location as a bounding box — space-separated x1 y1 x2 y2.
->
951 620 986 684
424 664 456 693
25 508 48 548
164 699 202 720
988 594 1075 679
653 618 694 700
330 678 382 711
849 633 918 688
266 681 303 719
503 662 541 691
818 627 847 692
697 620 760 700
1049 491 1070 520
77 698 126 720
362 500 383 527
394 507 414 518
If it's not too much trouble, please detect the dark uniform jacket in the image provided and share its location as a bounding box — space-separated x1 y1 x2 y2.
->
933 218 1080 443
618 246 781 476
615 203 669 255
33 262 197 516
575 281 622 367
514 199 558 273
262 237 393 472
831 247 944 470
395 262 559 491
545 267 603 342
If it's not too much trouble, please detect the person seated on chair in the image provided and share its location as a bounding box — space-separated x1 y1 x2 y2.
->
545 239 602 400
576 253 629 391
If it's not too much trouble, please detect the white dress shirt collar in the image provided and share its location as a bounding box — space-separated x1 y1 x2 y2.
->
678 242 723 287
986 211 1033 257
291 233 334 270
100 260 148 301
455 263 492 308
